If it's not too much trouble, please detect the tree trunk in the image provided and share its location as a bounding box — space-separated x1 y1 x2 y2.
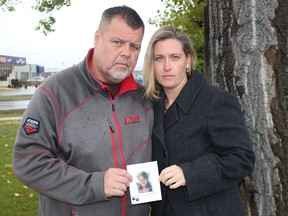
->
205 0 288 215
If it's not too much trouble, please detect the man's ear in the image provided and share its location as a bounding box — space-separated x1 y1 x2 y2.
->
94 30 100 47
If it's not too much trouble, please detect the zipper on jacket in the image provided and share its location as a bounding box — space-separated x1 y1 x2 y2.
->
108 118 115 133
112 103 116 111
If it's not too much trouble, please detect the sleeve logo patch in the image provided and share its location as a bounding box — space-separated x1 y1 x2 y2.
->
23 117 40 135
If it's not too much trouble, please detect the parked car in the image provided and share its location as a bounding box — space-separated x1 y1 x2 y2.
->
135 74 144 85
10 79 22 88
25 76 45 87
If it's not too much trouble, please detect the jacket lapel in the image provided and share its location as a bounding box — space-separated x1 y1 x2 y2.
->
164 103 179 130
176 70 206 114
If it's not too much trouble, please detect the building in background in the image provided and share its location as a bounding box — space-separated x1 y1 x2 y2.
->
44 68 62 78
0 54 144 87
0 54 45 87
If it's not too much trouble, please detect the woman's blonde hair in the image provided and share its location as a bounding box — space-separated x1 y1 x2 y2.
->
143 26 197 101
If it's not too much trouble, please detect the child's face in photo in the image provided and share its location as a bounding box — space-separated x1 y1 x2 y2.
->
138 176 148 187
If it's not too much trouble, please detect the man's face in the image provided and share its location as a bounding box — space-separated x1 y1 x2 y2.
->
92 16 144 84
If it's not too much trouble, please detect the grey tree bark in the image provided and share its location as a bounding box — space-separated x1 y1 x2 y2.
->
205 0 288 215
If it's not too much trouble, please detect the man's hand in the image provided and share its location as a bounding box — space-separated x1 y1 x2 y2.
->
159 165 186 189
104 168 133 198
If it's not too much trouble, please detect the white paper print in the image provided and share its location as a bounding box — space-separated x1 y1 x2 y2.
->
127 161 162 205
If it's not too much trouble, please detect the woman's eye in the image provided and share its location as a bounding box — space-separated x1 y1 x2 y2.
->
171 55 180 61
154 56 163 62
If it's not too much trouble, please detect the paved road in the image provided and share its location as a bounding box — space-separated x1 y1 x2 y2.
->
0 86 36 110
0 100 30 110
0 86 37 96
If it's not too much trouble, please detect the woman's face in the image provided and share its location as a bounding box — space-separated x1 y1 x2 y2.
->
153 38 191 93
138 176 148 187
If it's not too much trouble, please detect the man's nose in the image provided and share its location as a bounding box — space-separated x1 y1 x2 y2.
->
120 44 131 57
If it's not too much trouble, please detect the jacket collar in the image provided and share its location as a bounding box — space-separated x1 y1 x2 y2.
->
79 48 138 96
153 70 206 145
175 70 206 114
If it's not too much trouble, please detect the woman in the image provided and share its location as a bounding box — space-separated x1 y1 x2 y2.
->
137 171 153 193
143 26 255 216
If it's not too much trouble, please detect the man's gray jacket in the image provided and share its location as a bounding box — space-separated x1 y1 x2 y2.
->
13 49 154 216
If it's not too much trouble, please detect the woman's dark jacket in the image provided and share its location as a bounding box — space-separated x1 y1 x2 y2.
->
151 71 255 216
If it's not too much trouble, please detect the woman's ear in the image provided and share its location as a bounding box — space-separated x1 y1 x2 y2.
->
186 53 192 69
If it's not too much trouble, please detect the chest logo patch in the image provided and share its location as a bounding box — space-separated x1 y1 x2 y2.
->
23 117 40 135
124 116 140 124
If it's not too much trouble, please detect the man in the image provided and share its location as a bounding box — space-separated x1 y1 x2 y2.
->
13 6 153 216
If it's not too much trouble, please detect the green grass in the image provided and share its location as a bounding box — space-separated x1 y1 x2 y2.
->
0 95 32 101
0 109 25 118
0 94 28 119
0 121 38 216
0 95 29 118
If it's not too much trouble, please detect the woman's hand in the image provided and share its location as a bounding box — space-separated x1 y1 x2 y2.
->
159 165 186 189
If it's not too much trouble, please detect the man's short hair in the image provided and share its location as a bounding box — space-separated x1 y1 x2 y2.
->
99 5 145 32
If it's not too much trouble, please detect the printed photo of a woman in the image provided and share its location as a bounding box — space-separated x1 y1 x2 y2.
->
137 171 153 193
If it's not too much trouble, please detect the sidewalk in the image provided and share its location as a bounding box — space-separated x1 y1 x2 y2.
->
0 86 37 96
0 116 22 121
0 87 16 90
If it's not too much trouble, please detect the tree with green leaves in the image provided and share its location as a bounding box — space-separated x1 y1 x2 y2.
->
149 0 206 72
32 0 71 35
0 0 18 11
0 0 71 35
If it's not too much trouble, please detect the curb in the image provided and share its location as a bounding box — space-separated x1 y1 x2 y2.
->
0 88 17 91
0 117 22 121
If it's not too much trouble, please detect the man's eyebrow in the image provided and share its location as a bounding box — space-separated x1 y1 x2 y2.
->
111 37 124 41
112 37 141 47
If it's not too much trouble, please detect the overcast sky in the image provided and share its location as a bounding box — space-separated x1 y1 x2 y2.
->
0 0 164 69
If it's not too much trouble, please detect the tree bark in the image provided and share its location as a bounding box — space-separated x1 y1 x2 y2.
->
205 0 288 215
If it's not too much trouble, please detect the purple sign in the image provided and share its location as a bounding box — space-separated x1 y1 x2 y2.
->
0 55 26 65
